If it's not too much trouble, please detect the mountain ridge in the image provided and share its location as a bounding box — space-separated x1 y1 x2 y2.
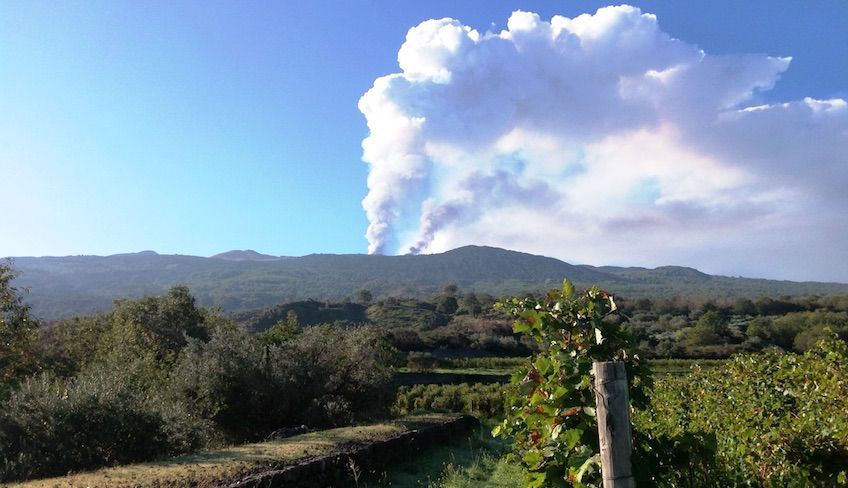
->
7 245 847 321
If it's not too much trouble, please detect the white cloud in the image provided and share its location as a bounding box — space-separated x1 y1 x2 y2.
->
358 5 848 281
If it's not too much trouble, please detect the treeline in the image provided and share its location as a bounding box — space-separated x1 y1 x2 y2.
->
0 261 397 483
616 294 848 358
238 287 848 360
237 285 535 357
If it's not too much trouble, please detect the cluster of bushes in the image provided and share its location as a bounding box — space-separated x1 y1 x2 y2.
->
0 282 398 483
619 294 848 358
635 336 848 486
230 278 848 361
393 383 505 419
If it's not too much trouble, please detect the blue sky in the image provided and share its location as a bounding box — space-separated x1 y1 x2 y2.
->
1 1 846 281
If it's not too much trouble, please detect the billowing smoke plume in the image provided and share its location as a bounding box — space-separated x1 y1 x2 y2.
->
358 6 848 281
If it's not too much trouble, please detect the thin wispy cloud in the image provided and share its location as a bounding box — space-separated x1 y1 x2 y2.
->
359 5 847 281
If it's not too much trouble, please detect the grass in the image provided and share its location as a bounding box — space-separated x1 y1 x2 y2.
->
9 416 458 488
431 453 522 488
362 422 521 488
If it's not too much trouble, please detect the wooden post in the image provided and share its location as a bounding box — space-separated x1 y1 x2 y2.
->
593 361 635 488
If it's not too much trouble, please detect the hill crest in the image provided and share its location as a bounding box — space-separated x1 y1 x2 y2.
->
8 246 847 321
211 250 281 261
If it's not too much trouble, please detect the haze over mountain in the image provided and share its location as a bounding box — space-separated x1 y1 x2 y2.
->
8 246 847 321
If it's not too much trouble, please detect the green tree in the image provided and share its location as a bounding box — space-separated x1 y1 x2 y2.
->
99 285 210 364
356 289 373 303
259 310 298 346
0 260 39 396
745 316 773 341
443 283 458 297
460 293 482 316
436 295 459 315
685 310 728 346
732 297 757 316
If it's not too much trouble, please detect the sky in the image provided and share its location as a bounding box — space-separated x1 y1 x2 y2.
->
1 1 846 282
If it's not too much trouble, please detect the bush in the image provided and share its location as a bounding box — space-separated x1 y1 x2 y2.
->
0 364 210 482
287 324 399 426
168 323 399 438
167 325 292 440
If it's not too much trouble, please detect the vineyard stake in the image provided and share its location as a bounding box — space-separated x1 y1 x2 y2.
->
593 361 636 488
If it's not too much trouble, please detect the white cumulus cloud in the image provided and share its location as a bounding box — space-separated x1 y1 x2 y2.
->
358 5 848 281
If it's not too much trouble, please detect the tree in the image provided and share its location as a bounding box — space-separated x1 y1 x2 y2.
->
259 310 298 346
460 293 482 316
732 298 757 316
436 295 459 315
442 284 458 297
103 285 210 362
685 310 728 346
356 289 373 304
0 260 39 396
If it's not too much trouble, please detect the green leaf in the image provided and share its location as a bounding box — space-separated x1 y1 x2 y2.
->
562 279 575 298
525 472 547 488
535 356 552 375
573 454 600 482
518 379 536 396
514 320 532 334
562 428 583 450
523 450 543 467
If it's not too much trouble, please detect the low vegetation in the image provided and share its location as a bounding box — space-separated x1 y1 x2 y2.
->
393 383 505 419
636 337 848 486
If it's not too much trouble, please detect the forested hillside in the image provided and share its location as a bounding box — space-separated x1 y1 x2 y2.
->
9 246 848 320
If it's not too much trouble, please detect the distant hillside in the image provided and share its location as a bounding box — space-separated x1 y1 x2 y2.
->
211 250 283 261
7 246 848 321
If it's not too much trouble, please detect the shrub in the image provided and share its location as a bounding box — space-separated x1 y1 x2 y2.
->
0 363 210 482
167 325 292 440
168 323 399 439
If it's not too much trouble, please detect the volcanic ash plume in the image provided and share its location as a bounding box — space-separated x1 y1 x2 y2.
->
357 6 848 281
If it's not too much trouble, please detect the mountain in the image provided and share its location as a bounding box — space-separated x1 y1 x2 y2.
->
7 245 847 321
211 250 282 261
